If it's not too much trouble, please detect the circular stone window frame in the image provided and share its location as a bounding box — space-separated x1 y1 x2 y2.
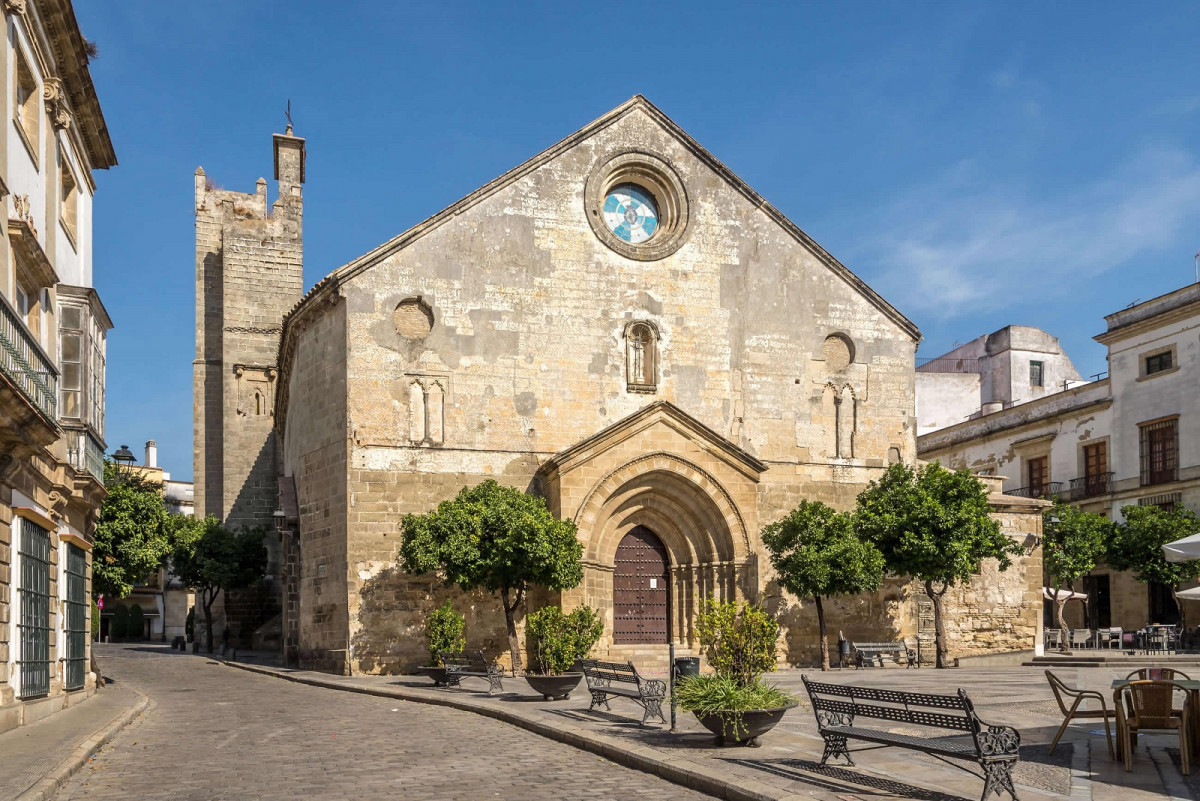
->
585 151 689 261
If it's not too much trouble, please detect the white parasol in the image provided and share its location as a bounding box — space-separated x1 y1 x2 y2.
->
1043 588 1088 601
1162 533 1200 563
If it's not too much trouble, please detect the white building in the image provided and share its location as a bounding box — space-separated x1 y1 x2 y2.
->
918 283 1200 630
0 0 116 732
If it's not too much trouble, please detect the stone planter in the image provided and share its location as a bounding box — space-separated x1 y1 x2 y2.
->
524 672 583 700
693 702 798 747
416 666 458 687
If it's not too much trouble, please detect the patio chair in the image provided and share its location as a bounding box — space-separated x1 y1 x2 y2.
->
1125 668 1191 681
1098 628 1123 650
1070 629 1092 649
1045 670 1114 758
1044 628 1061 649
1115 680 1191 773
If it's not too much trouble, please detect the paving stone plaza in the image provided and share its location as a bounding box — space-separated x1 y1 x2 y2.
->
0 644 1194 800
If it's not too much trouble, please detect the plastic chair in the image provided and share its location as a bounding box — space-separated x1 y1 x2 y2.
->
1100 628 1123 650
1046 670 1114 758
1070 629 1092 649
1126 668 1192 681
1044 628 1061 649
1115 680 1191 773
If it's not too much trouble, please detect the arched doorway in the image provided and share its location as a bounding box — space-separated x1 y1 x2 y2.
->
613 526 670 644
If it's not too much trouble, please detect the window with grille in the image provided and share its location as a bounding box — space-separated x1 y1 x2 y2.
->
65 544 87 691
1140 419 1179 486
17 517 51 699
1029 360 1044 387
1145 351 1173 375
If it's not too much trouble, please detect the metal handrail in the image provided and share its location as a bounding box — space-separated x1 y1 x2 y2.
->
1066 472 1114 500
0 290 57 422
1003 482 1064 499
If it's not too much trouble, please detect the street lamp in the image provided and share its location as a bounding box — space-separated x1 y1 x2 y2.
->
112 445 136 480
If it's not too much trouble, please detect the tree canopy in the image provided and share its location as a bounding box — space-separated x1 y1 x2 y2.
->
92 461 170 599
1042 501 1111 649
854 462 1019 667
762 499 884 669
1107 504 1200 588
169 515 267 652
400 479 583 673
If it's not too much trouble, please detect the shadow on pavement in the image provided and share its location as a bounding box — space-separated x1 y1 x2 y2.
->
726 758 969 801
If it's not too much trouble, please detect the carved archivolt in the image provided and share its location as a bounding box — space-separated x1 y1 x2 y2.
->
407 375 445 445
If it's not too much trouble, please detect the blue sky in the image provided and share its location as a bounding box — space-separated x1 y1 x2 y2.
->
77 2 1200 481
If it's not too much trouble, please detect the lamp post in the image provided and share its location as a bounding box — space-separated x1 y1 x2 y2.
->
112 445 136 481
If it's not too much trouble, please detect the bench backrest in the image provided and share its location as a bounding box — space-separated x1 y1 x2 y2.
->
440 650 489 670
578 659 641 685
802 676 979 734
851 641 909 652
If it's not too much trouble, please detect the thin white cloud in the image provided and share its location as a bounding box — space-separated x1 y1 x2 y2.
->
865 147 1200 319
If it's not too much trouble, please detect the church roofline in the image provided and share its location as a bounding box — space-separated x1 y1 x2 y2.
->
537 399 769 480
276 96 920 412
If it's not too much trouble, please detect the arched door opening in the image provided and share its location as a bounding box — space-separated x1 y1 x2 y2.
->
613 526 670 644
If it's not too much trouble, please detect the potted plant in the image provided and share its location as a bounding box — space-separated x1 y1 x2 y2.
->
416 600 466 686
524 605 603 700
675 597 798 747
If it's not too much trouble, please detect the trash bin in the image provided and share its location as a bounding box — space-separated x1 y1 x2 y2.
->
673 656 700 683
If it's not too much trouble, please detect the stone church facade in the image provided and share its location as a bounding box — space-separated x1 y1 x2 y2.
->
196 97 1044 672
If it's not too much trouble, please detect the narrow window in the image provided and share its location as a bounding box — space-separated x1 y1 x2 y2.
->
1140 419 1178 486
60 152 78 243
625 322 658 392
13 48 38 160
1082 441 1108 497
59 305 83 419
1027 456 1048 497
1145 352 1172 375
408 381 426 442
1029 360 1044 387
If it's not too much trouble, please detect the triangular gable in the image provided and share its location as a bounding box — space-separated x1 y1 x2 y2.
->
281 96 920 344
538 400 767 483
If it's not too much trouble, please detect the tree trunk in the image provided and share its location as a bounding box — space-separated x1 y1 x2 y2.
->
815 595 830 671
203 588 219 655
500 586 524 675
925 580 950 669
1054 597 1070 653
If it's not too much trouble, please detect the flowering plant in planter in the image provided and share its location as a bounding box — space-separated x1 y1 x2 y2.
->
425 600 465 667
675 597 797 746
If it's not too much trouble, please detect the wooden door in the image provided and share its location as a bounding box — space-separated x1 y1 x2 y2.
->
613 527 669 644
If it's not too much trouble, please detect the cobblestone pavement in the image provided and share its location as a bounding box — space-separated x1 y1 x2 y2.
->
60 644 710 800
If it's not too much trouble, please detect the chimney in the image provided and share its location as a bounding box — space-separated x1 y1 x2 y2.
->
145 440 157 468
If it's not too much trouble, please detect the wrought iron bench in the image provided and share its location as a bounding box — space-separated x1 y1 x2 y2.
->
802 677 1020 801
850 640 917 668
577 659 667 725
440 650 505 694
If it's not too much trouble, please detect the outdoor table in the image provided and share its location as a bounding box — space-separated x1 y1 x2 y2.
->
1111 678 1200 760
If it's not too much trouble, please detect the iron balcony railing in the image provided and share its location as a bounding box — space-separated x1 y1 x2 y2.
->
66 429 105 483
1065 472 1114 501
1003 482 1064 500
0 291 57 421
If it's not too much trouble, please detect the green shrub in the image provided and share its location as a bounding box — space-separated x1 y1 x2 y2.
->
426 600 465 666
694 597 779 687
526 605 604 675
112 605 129 640
128 604 145 641
91 598 100 641
674 673 796 740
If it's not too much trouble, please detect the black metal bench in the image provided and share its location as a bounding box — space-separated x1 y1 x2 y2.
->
578 659 667 725
851 640 917 668
802 677 1020 801
440 650 505 694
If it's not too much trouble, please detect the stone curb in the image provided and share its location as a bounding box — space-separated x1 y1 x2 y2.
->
14 691 151 801
222 660 784 801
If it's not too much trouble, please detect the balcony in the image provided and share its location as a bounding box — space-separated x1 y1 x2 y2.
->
1065 472 1114 501
1003 482 1063 500
66 428 105 483
0 291 57 422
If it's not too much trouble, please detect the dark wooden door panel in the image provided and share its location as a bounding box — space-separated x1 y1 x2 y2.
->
613 526 669 644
